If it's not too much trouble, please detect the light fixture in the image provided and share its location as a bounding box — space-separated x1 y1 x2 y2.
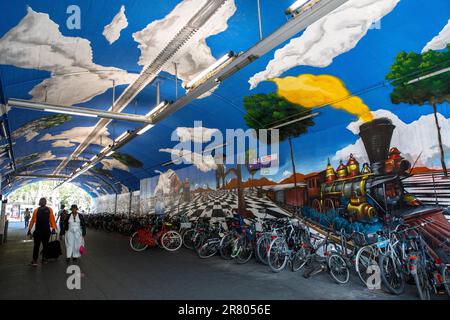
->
90 155 98 162
106 150 115 157
145 101 169 118
137 124 155 136
100 146 110 154
1 122 7 138
285 0 310 15
114 131 129 143
44 108 98 118
185 51 235 89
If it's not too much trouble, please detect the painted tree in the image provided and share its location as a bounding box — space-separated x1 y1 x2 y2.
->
243 93 315 205
244 149 259 189
386 45 450 176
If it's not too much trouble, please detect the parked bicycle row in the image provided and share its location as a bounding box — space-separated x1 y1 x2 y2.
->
87 211 450 300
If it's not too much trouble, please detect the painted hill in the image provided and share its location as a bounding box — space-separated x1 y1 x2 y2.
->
193 187 214 193
279 173 307 184
410 167 449 175
225 177 277 189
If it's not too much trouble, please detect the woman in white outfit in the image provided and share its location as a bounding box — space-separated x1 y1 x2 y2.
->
60 204 86 263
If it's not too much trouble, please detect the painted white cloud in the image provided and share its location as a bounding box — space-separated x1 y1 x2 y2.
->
249 0 400 89
0 104 11 117
175 126 220 143
422 19 450 53
160 148 217 172
154 169 181 196
0 7 138 105
333 109 450 169
103 5 129 45
283 170 291 177
39 126 113 148
101 158 129 172
132 0 236 98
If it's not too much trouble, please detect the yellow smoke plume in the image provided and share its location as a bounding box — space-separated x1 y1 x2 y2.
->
271 74 374 123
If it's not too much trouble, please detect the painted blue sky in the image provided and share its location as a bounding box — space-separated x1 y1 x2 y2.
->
0 0 449 196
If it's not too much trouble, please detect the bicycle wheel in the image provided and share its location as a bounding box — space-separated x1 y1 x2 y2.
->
219 233 233 260
193 233 206 252
198 239 220 259
129 231 148 252
412 263 431 300
379 254 405 295
182 229 195 249
355 246 377 287
236 237 253 264
268 238 288 273
291 248 308 272
161 231 182 252
328 253 350 284
441 264 450 298
256 235 271 265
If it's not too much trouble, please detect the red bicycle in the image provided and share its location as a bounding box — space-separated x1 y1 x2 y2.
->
130 216 182 252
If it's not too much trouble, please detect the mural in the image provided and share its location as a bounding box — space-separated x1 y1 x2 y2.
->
0 0 448 250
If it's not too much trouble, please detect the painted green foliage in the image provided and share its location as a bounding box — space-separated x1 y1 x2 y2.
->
386 45 450 175
12 114 72 139
112 152 143 168
386 44 450 105
243 93 315 142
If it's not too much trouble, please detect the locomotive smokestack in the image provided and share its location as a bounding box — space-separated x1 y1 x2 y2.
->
359 118 395 175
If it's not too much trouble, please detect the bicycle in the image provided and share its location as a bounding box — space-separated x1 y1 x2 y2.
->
267 218 321 273
129 216 182 252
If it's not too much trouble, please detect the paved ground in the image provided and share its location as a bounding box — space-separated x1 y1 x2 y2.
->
0 222 435 300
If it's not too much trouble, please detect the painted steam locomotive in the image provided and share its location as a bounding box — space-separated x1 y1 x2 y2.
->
307 118 422 222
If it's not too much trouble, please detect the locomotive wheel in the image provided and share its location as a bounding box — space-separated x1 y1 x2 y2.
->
323 198 335 213
312 199 322 213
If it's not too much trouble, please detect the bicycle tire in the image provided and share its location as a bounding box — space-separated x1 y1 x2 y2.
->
328 253 350 284
236 237 253 264
256 235 271 265
129 231 148 252
441 264 450 298
198 239 220 259
379 254 405 295
268 238 288 273
291 248 308 272
219 233 233 260
412 263 431 300
182 229 195 249
355 245 377 287
161 231 182 252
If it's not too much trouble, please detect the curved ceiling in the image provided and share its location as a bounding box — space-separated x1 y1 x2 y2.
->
0 0 449 197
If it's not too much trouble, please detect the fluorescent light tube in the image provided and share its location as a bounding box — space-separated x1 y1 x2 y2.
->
44 108 98 118
114 131 129 143
90 155 98 162
106 151 115 157
137 124 155 136
1 122 7 138
145 101 168 118
100 146 110 154
185 52 234 89
285 0 310 14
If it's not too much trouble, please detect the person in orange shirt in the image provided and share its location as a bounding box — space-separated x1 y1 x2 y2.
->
27 197 57 266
